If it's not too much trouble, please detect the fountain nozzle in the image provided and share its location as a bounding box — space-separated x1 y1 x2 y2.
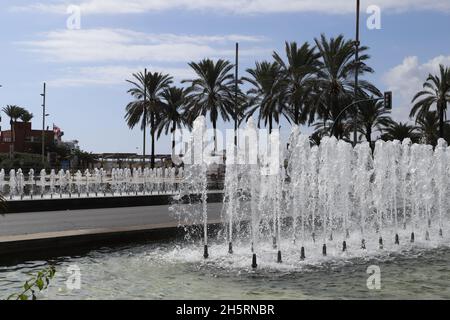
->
439 228 443 237
379 237 383 249
342 241 347 252
228 242 233 254
300 247 305 260
361 239 366 249
277 251 282 263
410 232 415 243
322 244 327 256
203 245 209 259
395 234 399 245
251 254 257 269
425 230 430 241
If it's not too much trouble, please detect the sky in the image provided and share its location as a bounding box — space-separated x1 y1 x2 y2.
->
0 0 449 154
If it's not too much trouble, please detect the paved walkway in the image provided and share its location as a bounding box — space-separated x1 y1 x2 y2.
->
0 203 224 237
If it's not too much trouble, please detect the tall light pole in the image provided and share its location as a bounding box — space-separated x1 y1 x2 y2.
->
353 0 360 147
41 82 47 164
234 43 239 147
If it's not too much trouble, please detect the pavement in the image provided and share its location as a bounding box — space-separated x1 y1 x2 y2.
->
0 203 224 258
0 203 224 237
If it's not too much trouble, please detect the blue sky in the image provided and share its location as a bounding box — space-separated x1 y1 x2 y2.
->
0 0 449 153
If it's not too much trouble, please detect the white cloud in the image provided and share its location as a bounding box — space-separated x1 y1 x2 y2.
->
47 65 195 87
17 28 269 63
383 55 450 122
10 0 450 15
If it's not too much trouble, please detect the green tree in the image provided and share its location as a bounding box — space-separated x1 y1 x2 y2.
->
2 105 26 155
125 71 173 168
381 121 419 143
157 86 191 161
273 41 320 125
20 110 34 123
354 98 392 147
415 111 441 146
183 59 235 152
411 64 450 139
243 61 288 133
310 34 381 138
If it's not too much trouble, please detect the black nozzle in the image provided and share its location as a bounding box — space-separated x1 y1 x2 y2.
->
410 232 415 243
251 254 257 269
228 242 233 254
203 245 209 259
300 247 305 260
379 237 383 249
361 239 366 249
277 250 282 263
322 244 327 256
395 234 399 245
342 240 347 252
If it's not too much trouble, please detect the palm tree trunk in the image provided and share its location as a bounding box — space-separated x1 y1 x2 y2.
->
143 112 146 166
213 120 217 153
439 101 445 139
294 105 299 125
366 126 372 148
269 116 273 134
10 119 14 159
171 120 176 167
150 112 155 169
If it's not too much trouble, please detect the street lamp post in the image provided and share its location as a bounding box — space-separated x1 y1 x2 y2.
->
41 82 47 165
234 42 239 147
353 0 361 146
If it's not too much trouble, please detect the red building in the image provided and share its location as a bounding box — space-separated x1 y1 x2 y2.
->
0 122 56 154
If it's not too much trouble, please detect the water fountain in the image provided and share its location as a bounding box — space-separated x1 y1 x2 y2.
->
170 116 449 269
0 166 185 200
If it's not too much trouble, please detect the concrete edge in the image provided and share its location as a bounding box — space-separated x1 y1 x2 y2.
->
3 192 224 214
0 219 224 261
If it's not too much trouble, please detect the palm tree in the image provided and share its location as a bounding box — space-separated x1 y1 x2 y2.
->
354 99 392 147
20 110 34 123
2 105 26 155
125 70 173 168
381 121 419 143
157 86 191 162
411 64 450 139
243 61 289 133
415 111 441 145
182 59 235 152
310 34 381 138
273 41 320 125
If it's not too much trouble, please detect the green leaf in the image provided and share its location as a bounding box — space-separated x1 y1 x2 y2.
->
19 294 28 300
23 281 31 291
36 278 44 290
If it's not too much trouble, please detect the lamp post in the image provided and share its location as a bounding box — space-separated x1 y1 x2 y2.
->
234 43 239 147
143 68 147 166
353 0 361 146
41 82 47 165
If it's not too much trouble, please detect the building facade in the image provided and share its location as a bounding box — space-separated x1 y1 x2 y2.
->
0 122 55 154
